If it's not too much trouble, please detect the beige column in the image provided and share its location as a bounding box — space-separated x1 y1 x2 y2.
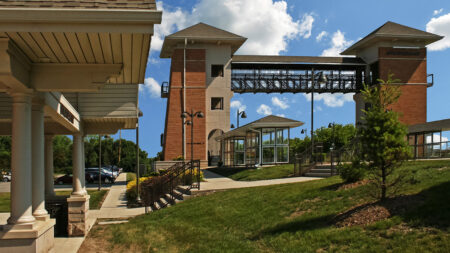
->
31 102 49 218
8 93 35 225
72 133 84 196
45 135 55 197
81 135 87 194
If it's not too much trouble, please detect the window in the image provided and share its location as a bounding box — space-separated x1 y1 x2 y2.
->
211 97 224 110
211 65 224 77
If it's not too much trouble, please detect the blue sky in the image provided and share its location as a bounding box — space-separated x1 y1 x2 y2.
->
112 0 450 157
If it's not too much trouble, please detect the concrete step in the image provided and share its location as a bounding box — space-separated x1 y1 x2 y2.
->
171 189 185 200
164 193 176 205
309 168 332 173
158 197 171 208
305 172 332 177
176 185 191 195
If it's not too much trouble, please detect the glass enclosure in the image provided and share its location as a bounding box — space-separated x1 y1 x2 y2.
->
261 128 289 164
408 131 450 159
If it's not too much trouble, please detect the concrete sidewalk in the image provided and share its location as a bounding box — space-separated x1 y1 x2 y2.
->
192 169 322 192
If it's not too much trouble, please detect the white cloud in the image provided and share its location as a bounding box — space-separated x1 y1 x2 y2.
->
433 8 444 16
276 114 286 117
303 93 354 107
316 31 328 42
271 97 289 109
316 105 323 111
257 104 273 116
426 13 450 51
152 0 306 55
230 100 247 112
299 13 315 39
141 77 161 97
321 30 353 56
426 134 448 143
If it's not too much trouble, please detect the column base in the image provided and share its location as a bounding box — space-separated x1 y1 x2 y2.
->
0 219 55 253
67 194 90 237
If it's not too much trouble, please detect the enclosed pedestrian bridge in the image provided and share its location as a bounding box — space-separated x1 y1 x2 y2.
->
230 55 366 94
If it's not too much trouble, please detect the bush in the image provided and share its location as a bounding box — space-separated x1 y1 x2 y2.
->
126 176 151 203
339 161 365 183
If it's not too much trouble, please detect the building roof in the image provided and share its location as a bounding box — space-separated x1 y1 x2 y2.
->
232 55 366 65
216 115 304 140
408 119 450 133
341 21 443 55
160 23 247 58
0 0 157 10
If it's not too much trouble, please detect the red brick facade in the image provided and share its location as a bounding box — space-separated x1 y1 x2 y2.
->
378 47 427 125
163 49 207 161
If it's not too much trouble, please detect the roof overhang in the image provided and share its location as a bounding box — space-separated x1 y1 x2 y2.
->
160 36 247 58
217 120 303 141
0 8 162 33
341 34 444 56
408 119 450 134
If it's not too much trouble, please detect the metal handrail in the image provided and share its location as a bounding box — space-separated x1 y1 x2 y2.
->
142 160 201 209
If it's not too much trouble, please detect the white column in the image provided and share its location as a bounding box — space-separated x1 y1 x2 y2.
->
81 135 87 194
31 102 48 218
8 93 35 225
72 133 84 196
45 135 55 197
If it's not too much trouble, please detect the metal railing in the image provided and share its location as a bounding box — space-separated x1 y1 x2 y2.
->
141 160 201 209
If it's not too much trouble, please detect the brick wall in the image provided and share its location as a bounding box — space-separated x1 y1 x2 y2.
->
163 49 207 161
378 47 427 125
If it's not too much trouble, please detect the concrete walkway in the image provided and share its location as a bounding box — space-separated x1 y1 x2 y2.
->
192 169 322 192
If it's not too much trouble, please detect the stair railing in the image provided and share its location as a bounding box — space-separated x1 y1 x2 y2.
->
141 160 201 209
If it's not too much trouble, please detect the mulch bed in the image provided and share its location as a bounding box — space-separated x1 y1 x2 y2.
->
332 194 424 227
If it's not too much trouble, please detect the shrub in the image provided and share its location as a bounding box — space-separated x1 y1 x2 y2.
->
126 176 151 203
339 161 365 183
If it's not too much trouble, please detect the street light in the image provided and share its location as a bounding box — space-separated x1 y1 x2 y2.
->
97 134 109 190
181 109 204 163
237 110 247 128
328 122 336 175
310 69 327 161
136 109 143 203
300 128 308 138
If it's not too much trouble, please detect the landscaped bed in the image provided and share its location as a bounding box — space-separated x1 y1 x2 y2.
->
208 164 295 181
79 160 450 252
0 190 108 212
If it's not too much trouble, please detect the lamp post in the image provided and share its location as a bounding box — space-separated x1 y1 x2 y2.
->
328 122 336 175
237 110 247 128
310 69 327 162
136 109 143 203
181 109 204 163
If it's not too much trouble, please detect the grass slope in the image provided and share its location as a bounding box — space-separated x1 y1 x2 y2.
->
209 164 294 181
0 190 108 212
84 161 450 253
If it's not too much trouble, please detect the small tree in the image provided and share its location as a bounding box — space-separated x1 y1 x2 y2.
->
359 74 411 200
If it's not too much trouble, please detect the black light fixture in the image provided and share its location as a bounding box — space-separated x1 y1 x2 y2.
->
230 124 235 129
237 110 247 128
180 109 204 164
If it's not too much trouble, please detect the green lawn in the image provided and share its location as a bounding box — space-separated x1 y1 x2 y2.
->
84 160 450 252
208 164 295 181
0 190 108 212
126 172 136 182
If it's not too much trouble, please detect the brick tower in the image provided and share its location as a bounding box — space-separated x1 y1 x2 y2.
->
341 21 443 126
160 23 247 167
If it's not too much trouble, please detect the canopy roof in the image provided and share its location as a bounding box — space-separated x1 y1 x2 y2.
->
341 21 443 55
160 22 247 58
408 119 450 134
217 115 303 140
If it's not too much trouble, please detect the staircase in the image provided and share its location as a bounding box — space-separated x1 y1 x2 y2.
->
150 185 193 211
304 164 332 178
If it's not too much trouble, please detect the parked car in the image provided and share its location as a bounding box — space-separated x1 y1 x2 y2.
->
87 167 118 178
1 172 11 182
54 173 95 185
86 171 115 184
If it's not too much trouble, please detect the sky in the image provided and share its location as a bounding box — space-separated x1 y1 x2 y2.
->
111 0 450 157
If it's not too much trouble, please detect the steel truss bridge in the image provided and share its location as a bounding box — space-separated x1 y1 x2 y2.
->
230 56 367 94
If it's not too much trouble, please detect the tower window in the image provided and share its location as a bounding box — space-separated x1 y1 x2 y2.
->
211 65 224 77
211 97 224 110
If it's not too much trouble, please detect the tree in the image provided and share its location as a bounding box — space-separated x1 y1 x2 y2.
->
358 74 411 200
